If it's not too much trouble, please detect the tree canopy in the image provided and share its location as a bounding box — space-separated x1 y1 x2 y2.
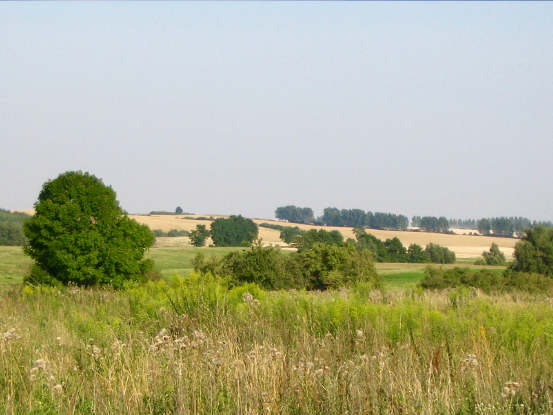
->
23 171 155 287
510 226 553 277
210 215 259 247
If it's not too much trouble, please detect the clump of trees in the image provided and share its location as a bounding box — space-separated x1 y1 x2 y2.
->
475 243 506 266
321 208 408 230
275 206 315 224
23 171 155 288
279 226 305 245
210 215 258 247
418 216 450 234
194 241 382 291
0 209 30 246
477 217 553 238
352 227 455 264
290 229 344 252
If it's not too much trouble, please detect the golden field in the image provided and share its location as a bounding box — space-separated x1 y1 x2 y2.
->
13 210 518 258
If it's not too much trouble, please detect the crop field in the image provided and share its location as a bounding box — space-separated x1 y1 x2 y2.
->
129 214 519 259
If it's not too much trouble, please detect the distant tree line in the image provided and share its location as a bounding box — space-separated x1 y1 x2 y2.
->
0 209 30 246
275 206 315 224
320 208 409 230
477 217 553 238
447 218 477 229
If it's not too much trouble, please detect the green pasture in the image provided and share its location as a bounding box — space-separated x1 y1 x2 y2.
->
0 245 508 288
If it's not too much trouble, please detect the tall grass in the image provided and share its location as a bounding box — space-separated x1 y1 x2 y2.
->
1 276 552 414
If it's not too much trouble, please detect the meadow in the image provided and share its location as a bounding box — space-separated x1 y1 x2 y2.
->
1 242 551 414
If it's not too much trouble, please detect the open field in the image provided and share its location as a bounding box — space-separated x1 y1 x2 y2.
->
127 214 519 259
13 210 519 259
1 279 552 414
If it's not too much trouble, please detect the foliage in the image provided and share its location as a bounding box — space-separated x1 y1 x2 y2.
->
258 222 285 230
296 242 382 290
219 242 304 290
0 209 30 246
419 216 450 233
210 215 259 247
321 207 408 230
408 243 431 263
275 205 315 224
175 206 183 214
510 226 553 277
189 224 210 247
279 226 305 245
23 171 155 287
419 266 553 293
291 228 344 252
475 243 507 266
424 243 456 264
152 228 189 237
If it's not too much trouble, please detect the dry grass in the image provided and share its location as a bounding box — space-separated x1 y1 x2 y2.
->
1 279 552 414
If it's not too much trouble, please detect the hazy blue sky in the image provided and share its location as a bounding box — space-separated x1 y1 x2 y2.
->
1 2 552 221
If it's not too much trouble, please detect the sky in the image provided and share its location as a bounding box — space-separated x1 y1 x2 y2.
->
1 2 552 222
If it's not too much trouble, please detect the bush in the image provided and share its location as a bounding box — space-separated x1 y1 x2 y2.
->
219 242 304 290
475 243 507 266
23 171 155 288
279 226 305 245
210 216 259 247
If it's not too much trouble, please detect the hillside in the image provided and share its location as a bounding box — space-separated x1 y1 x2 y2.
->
127 213 518 259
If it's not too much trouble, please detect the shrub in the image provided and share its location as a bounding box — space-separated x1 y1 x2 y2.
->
475 243 507 266
291 228 343 252
189 224 210 247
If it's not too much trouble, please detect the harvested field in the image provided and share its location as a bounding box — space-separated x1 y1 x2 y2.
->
13 210 519 258
129 214 519 259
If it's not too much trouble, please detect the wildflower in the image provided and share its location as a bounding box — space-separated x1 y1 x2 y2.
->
3 328 20 341
193 330 206 340
34 359 47 370
502 381 522 398
52 384 63 393
356 329 364 339
49 376 56 383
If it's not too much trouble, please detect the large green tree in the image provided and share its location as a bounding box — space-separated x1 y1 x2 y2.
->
23 171 155 287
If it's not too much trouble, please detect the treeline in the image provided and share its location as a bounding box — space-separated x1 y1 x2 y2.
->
275 206 408 230
0 209 30 246
477 217 553 238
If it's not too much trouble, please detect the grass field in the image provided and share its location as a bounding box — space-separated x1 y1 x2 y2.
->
0 277 551 414
1 244 508 289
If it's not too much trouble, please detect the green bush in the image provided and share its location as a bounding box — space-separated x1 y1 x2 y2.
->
291 228 343 252
475 243 507 266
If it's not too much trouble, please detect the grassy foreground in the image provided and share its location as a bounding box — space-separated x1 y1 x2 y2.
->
1 276 552 414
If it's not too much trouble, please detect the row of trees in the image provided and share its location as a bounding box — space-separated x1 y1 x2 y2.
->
0 209 30 246
321 208 409 230
477 217 553 238
275 206 315 224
